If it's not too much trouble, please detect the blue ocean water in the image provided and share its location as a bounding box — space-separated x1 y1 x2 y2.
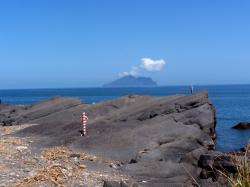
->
0 85 249 152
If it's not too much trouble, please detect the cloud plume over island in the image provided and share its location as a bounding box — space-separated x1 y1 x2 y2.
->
119 58 166 77
140 58 166 71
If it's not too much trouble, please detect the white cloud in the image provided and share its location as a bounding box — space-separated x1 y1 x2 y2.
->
140 58 166 71
119 66 139 77
118 58 166 77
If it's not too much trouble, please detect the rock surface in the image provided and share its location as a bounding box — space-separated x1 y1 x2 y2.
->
232 122 250 129
0 91 221 186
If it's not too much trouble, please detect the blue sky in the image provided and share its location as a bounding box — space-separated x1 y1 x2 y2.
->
0 0 250 89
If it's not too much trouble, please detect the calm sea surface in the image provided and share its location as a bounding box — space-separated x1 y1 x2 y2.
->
0 85 250 152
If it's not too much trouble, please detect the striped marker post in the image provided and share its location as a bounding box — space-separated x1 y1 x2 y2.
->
80 112 88 136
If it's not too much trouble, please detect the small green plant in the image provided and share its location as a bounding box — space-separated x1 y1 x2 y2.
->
219 144 250 187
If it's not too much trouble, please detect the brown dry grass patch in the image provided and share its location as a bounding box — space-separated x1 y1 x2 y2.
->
12 163 87 187
0 127 14 135
1 137 24 145
0 163 7 171
13 164 67 187
41 146 98 162
80 152 97 161
0 137 29 156
218 143 250 187
41 146 70 161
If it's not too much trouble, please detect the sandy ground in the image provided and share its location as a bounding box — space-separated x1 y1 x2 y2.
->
0 124 129 187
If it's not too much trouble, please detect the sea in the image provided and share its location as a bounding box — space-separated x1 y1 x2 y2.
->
0 85 250 152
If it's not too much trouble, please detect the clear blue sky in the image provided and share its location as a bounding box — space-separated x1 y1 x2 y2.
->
0 0 250 89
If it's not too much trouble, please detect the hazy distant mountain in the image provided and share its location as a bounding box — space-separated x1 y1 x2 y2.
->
103 75 158 87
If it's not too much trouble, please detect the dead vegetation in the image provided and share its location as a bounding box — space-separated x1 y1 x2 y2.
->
11 146 88 187
42 146 70 161
1 125 128 187
0 137 28 157
14 164 68 187
10 146 125 186
12 163 88 187
221 144 250 187
0 163 7 171
1 127 13 134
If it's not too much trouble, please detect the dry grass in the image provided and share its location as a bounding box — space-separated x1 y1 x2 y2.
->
0 127 14 134
7 144 127 187
13 164 68 187
219 143 250 187
0 137 26 155
11 147 88 186
41 146 98 162
12 163 87 187
80 152 97 161
1 137 25 145
19 159 37 168
42 146 70 161
0 163 7 171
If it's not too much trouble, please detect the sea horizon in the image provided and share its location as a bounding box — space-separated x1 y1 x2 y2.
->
1 83 250 91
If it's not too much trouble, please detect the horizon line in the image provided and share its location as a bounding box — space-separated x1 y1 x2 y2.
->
1 83 250 91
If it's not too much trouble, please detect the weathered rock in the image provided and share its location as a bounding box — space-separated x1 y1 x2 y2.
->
103 181 121 187
11 121 18 126
198 153 237 183
137 111 158 121
103 181 138 187
16 146 28 152
2 118 15 126
213 156 237 173
232 122 250 129
5 91 217 186
198 155 214 170
70 153 81 158
200 169 216 180
240 147 246 152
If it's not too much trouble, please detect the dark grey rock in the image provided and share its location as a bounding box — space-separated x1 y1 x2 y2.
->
198 153 237 184
213 157 237 173
69 153 81 158
198 155 214 170
232 122 250 129
103 181 121 187
4 92 217 186
11 121 18 126
137 111 158 121
103 181 136 187
240 147 246 152
2 118 15 126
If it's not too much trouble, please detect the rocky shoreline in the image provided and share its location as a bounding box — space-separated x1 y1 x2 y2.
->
0 91 248 186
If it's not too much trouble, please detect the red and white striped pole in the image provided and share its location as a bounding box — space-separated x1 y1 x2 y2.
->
80 112 88 136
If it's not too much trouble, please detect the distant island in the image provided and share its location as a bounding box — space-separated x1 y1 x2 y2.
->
103 75 158 87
